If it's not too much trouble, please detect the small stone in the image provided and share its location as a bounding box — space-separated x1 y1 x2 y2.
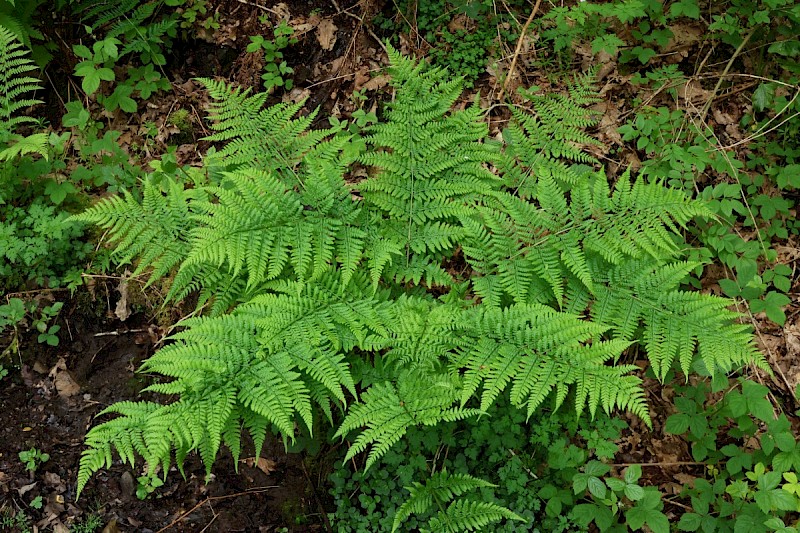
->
119 472 135 500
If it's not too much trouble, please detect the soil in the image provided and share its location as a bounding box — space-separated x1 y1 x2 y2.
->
0 282 330 532
1 0 800 531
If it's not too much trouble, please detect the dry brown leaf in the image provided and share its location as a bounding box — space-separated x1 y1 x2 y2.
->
678 80 713 104
54 368 80 398
317 19 337 51
18 482 37 496
362 75 389 92
243 457 277 475
50 357 80 398
114 276 130 322
102 519 120 533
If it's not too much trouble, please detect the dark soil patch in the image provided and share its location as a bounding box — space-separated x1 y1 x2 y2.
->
0 289 325 532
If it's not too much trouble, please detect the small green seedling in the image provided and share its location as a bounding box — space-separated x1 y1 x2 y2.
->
136 473 164 499
19 447 49 472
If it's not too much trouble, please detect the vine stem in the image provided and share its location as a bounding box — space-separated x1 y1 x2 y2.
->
498 0 543 102
698 28 754 123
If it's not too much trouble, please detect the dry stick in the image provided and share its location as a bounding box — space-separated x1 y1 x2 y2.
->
611 462 705 467
497 0 542 103
698 28 754 123
154 486 280 533
330 0 389 55
301 456 334 533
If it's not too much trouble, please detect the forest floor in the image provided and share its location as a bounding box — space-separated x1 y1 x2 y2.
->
1 0 799 531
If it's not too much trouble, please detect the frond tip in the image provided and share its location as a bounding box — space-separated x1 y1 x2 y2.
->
392 469 526 533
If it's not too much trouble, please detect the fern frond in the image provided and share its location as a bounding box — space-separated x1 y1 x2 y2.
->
393 469 525 533
426 499 527 532
70 176 199 286
577 259 766 380
72 0 144 31
461 172 712 305
452 304 639 420
358 45 500 278
0 132 47 160
0 26 42 131
502 71 602 194
393 470 494 532
169 164 366 304
199 77 333 174
336 371 481 470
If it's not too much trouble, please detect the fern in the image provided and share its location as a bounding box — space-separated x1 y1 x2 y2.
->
71 0 146 31
392 470 525 533
0 25 46 159
502 70 603 195
74 51 766 532
335 370 482 470
358 45 500 285
168 142 369 308
461 171 713 306
199 77 334 176
69 176 200 287
570 259 767 380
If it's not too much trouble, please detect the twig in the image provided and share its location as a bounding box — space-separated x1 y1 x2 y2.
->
330 0 388 54
233 0 285 17
301 456 334 533
611 461 705 467
698 28 754 123
497 0 542 102
94 328 149 337
154 486 279 533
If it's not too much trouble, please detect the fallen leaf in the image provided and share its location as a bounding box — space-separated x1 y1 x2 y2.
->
50 358 80 398
243 457 277 475
362 75 389 92
43 472 63 489
114 277 130 322
54 369 80 398
317 19 337 51
17 482 37 496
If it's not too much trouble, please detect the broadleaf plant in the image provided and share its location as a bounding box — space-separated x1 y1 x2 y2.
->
73 45 766 530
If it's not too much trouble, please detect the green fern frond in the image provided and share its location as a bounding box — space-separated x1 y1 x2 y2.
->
461 172 712 305
426 499 526 532
169 164 367 304
336 370 482 470
198 77 333 174
70 176 199 286
109 2 158 39
358 45 500 280
0 132 47 160
575 259 767 380
393 469 525 533
502 71 602 194
0 25 42 132
452 304 639 420
72 0 144 31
